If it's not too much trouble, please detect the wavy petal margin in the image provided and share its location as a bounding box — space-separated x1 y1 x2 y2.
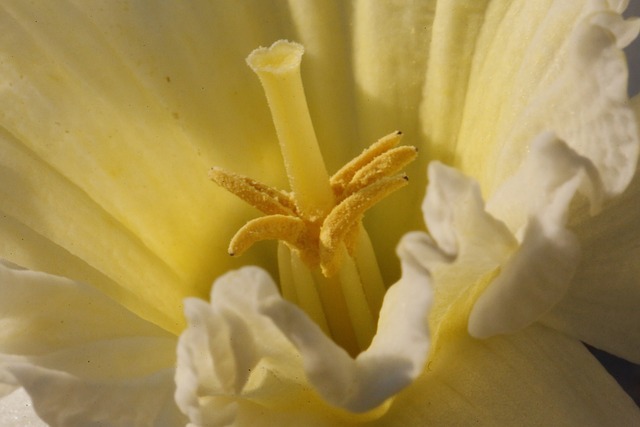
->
538 95 640 362
392 146 640 424
176 264 432 423
470 133 602 337
409 126 636 349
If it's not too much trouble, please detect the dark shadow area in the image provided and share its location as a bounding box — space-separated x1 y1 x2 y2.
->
626 0 640 96
589 345 640 406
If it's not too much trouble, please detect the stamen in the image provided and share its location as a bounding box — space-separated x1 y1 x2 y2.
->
209 167 296 216
229 214 308 257
337 256 377 350
289 248 331 335
330 131 403 196
342 145 418 198
351 228 386 315
320 175 410 276
210 41 418 354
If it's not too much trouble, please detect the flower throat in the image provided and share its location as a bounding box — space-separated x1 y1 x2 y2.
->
210 40 416 356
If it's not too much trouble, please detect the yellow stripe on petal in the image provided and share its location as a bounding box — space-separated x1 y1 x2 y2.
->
351 1 436 283
0 2 291 328
421 0 492 165
286 1 358 173
453 1 638 196
0 130 185 333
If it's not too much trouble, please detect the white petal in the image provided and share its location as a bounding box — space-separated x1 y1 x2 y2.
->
469 132 619 338
422 162 516 265
416 147 595 339
537 94 640 362
468 216 580 338
8 366 182 427
262 253 433 413
486 132 604 234
175 267 312 425
609 0 630 14
177 264 433 420
418 162 517 305
0 261 183 426
0 388 46 427
590 11 640 48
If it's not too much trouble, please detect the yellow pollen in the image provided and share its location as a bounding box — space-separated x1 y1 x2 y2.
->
209 40 418 355
210 131 416 277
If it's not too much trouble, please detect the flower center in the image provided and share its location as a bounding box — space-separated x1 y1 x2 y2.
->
210 40 417 355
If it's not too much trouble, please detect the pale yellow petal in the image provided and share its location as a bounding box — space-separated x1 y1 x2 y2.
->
352 0 436 281
471 134 602 338
0 130 185 331
452 1 638 196
10 367 184 427
285 0 358 172
415 162 517 330
542 166 640 362
376 325 640 426
0 1 305 328
530 89 640 362
420 0 492 165
0 261 174 376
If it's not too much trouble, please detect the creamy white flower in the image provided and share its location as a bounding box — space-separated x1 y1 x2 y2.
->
0 1 639 426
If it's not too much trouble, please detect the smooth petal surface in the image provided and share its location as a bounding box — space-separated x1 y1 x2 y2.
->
375 324 640 426
542 168 640 362
0 0 440 329
0 388 46 427
0 1 293 332
8 367 183 427
0 261 184 426
486 132 605 233
351 1 436 281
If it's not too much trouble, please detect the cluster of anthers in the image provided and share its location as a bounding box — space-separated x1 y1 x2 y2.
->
210 130 417 277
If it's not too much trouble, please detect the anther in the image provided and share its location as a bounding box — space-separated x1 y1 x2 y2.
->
229 214 309 258
330 131 403 196
319 175 410 276
209 167 297 216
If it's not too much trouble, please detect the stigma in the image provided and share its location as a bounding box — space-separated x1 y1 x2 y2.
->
209 40 417 354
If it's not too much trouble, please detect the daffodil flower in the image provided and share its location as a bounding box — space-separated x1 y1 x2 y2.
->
1 1 640 426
